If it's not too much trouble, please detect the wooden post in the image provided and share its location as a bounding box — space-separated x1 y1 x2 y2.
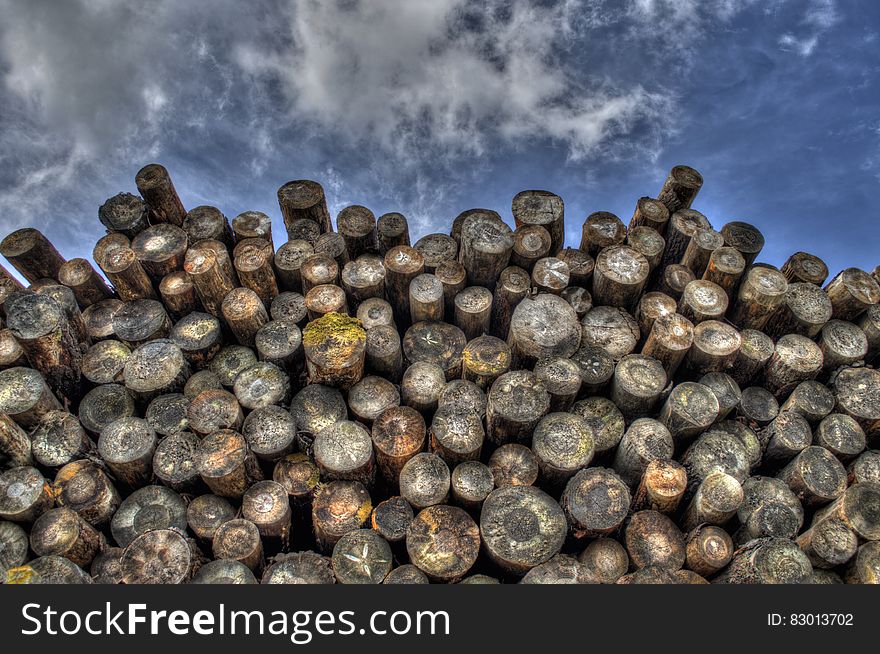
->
778 445 847 507
186 493 236 542
488 443 539 487
212 519 263 573
511 225 552 272
512 190 565 254
254 319 303 373
384 245 424 327
222 287 269 346
184 245 237 316
561 286 592 318
655 264 696 300
720 221 765 267
262 551 335 584
577 538 629 584
183 369 222 399
170 311 223 368
612 417 674 487
779 380 834 424
812 482 880 542
454 286 493 339
490 266 530 341
680 228 723 277
183 205 233 247
407 505 479 582
78 383 136 436
434 260 467 322
570 344 615 396
235 242 279 306
131 224 188 282
357 297 394 329
81 299 124 342
678 279 728 322
340 255 385 307
274 240 314 293
509 294 581 367
625 510 685 571
759 410 812 466
98 192 150 238
699 372 741 421
458 210 513 290
823 267 880 320
796 517 858 569
408 273 444 323
159 271 202 319
315 232 350 270
123 339 190 407
628 197 670 234
187 389 243 436
110 485 187 547
531 257 570 295
305 284 348 321
145 392 190 438
6 293 85 403
112 298 171 348
314 419 375 487
561 467 631 539
331 528 392 584
818 319 868 373
336 205 379 260
229 210 271 248
684 319 741 375
414 233 458 274
857 304 880 361
398 452 450 510
278 180 333 234
728 328 774 386
450 461 494 513
311 479 372 552
846 542 880 583
763 333 823 398
661 210 711 268
152 431 201 492
531 412 594 490
486 370 550 445
658 381 719 443
635 291 676 338
781 251 829 286
0 228 66 283
461 335 511 390
97 416 157 489
702 246 746 296
681 471 743 530
626 226 665 273
241 480 291 542
377 212 410 254
233 361 291 410
729 266 788 330
580 211 626 257
299 253 339 295
402 321 466 380
286 218 321 245
437 379 486 418
658 165 702 215
611 354 667 420
764 282 832 340
400 361 446 416
99 246 157 301
682 430 750 497
0 366 62 429
533 356 581 411
481 485 566 575
0 329 27 370
365 323 404 382
135 164 186 226
58 258 113 307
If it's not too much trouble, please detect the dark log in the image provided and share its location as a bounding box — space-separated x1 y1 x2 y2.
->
489 266 530 341
274 240 314 292
661 209 711 268
402 321 466 380
0 521 29 577
377 212 410 254
684 319 741 375
184 244 238 316
186 494 236 542
196 428 263 499
720 221 765 267
580 211 626 257
577 537 629 584
262 551 335 584
99 246 156 301
357 297 394 330
112 298 171 348
222 286 269 346
170 311 223 368
635 291 677 340
625 510 685 570
135 163 186 226
145 392 189 438
347 375 399 427
628 197 670 234
777 381 833 424
110 485 187 547
232 210 272 248
427 404 483 468
857 304 880 362
407 505 479 582
314 232 350 270
384 245 424 326
78 384 135 436
0 366 62 429
818 319 868 373
699 372 741 421
765 282 831 339
532 257 570 295
235 241 279 306
289 384 347 454
729 266 789 330
239 406 297 465
233 361 291 410
454 286 493 340
482 485 566 575
370 496 413 544
680 228 724 277
57 258 112 308
450 461 494 513
728 328 774 386
824 267 880 320
486 370 550 445
184 369 222 399
833 366 880 437
561 467 631 538
383 564 428 585
98 193 150 238
286 218 321 245
408 273 444 323
183 205 233 247
510 294 581 367
715 537 812 584
271 291 308 325
278 180 333 234
131 224 188 282
533 356 581 412
30 410 92 470
153 431 202 492
812 482 880 542
655 264 696 300
371 406 426 488
781 251 829 286
531 412 593 490
399 452 450 510
401 361 446 416
512 190 565 254
681 471 743 530
571 397 625 454
365 323 404 382
81 299 124 341
254 319 302 373
434 260 467 322
0 466 53 524
849 450 880 485
845 541 880 583
657 380 720 444
778 445 847 507
159 271 202 319
340 255 385 308
560 286 592 318
6 555 92 584
97 417 157 489
314 419 375 487
511 225 552 272
488 443 539 487
0 412 32 468
337 205 379 260
414 233 458 274
658 165 702 215
6 293 86 402
52 459 120 526
685 525 734 577
192 559 257 584
331 528 392 584
716 419 763 472
626 226 665 273
616 565 678 584
187 389 244 437
458 210 513 290
92 232 130 270
611 354 667 420
758 410 812 466
437 379 486 418
612 417 674 487
123 339 190 407
241 480 291 541
796 518 858 569
0 228 66 284
556 248 595 288
0 329 26 370
312 480 371 552
681 430 750 497
702 245 746 297
814 413 866 462
212 519 263 572
764 334 823 398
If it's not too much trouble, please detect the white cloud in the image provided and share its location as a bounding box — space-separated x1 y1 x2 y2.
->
778 33 819 56
777 0 838 57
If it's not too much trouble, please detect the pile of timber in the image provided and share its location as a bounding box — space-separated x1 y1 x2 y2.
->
0 163 879 585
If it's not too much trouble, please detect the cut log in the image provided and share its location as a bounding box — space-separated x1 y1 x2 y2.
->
764 334 823 398
658 381 719 443
824 267 880 320
684 319 741 375
720 221 765 267
781 251 829 286
413 233 458 274
112 298 171 348
170 311 223 368
657 165 702 215
628 197 670 234
99 246 156 302
580 211 626 257
135 163 186 226
159 271 202 319
407 505 479 582
78 383 136 436
277 180 333 234
486 370 550 445
0 228 66 283
533 356 581 412
728 328 774 386
399 452 450 510
561 467 631 539
377 212 410 254
131 223 188 282
626 226 665 273
702 246 746 296
408 273 444 324
458 210 513 290
184 244 238 317
384 245 424 327
58 258 113 307
274 240 314 292
98 193 150 238
490 265 530 341
184 205 234 247
511 225 552 272
661 209 711 268
512 190 565 254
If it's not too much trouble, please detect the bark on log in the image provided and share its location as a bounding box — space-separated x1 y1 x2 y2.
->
580 211 626 257
98 193 150 238
135 163 186 227
512 190 565 254
0 228 66 284
658 165 703 215
277 180 333 234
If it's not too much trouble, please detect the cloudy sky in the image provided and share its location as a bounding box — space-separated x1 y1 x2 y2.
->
0 0 878 278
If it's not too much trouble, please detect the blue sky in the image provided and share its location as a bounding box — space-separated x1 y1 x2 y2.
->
0 0 878 278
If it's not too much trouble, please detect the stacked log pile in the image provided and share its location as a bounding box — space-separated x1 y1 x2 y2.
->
1 162 879 585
